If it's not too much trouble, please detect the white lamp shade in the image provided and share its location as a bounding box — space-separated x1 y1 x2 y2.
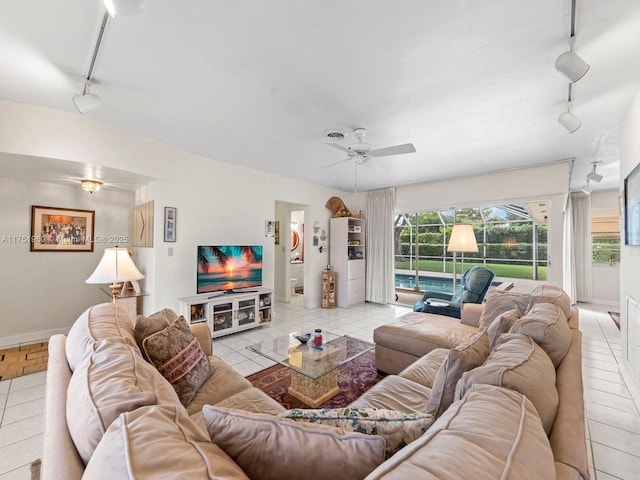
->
555 51 590 83
448 224 479 253
73 93 102 114
558 111 582 133
103 0 147 17
86 247 144 284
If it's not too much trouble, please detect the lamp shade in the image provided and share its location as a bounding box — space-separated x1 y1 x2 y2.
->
73 93 102 114
558 111 582 133
86 247 144 284
447 224 479 253
555 51 590 83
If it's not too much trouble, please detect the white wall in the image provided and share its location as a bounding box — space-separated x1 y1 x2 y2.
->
0 177 133 346
620 86 640 406
591 189 621 304
354 163 571 287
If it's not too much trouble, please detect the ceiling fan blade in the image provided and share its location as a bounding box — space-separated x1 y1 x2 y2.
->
370 143 416 157
322 158 351 168
325 143 352 154
364 159 387 173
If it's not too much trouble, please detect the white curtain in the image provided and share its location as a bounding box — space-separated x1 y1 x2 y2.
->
570 193 592 302
366 187 396 304
563 194 577 303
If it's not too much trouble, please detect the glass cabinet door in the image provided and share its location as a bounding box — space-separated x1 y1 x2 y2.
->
237 298 257 326
212 302 233 333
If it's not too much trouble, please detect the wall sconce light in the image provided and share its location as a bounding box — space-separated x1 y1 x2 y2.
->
81 179 103 194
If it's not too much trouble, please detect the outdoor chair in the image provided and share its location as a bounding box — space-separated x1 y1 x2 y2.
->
412 266 495 318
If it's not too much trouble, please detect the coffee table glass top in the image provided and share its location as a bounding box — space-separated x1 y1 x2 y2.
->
246 332 374 380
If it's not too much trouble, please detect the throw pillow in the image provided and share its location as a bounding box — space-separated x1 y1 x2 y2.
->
478 289 532 329
278 407 434 458
510 302 571 367
528 284 572 318
142 316 214 406
134 308 180 359
455 333 558 435
83 405 248 480
202 405 386 480
487 307 522 350
425 329 490 418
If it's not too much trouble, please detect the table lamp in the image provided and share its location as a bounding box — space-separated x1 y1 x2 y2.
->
86 247 144 302
447 224 478 292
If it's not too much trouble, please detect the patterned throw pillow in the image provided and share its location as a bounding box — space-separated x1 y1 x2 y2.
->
134 308 180 360
142 316 214 406
278 407 434 458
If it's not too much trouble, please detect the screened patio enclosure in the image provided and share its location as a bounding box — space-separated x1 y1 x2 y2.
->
395 204 548 294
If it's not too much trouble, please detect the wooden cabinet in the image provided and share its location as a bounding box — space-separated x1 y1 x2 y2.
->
179 288 273 338
321 270 337 308
330 217 365 308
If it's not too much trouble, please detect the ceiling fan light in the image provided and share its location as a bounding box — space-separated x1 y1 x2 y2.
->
558 111 581 133
73 93 102 114
103 0 146 17
555 51 590 83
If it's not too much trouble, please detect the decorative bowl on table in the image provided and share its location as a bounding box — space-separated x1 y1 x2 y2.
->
292 332 311 344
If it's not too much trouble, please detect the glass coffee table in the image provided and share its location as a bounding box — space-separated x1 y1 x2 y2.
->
246 332 374 407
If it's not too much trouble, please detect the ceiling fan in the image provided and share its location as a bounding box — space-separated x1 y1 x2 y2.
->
323 128 416 172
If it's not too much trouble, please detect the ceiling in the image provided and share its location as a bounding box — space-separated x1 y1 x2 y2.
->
1 0 639 194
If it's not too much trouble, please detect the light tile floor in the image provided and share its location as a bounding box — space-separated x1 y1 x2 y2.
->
0 295 637 479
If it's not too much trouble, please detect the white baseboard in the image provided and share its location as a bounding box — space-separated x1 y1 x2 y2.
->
590 297 620 307
0 327 68 349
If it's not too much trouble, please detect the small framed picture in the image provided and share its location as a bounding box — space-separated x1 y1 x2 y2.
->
164 207 176 242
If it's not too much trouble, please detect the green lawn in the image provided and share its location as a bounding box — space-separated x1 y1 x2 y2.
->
395 259 547 280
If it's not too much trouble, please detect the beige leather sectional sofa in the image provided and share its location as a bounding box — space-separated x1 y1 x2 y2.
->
43 286 587 479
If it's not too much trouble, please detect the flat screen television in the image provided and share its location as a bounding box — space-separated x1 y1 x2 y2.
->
197 245 263 294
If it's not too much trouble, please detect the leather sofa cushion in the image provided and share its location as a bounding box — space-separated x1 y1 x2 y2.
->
350 375 432 413
399 348 449 388
529 284 572 318
478 290 532 329
455 333 558 435
67 337 182 464
202 406 386 480
426 329 490 418
487 307 522 350
374 312 478 357
364 384 555 480
66 303 137 371
510 303 571 367
83 405 248 480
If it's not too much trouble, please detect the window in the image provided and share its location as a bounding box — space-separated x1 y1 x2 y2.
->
592 208 620 264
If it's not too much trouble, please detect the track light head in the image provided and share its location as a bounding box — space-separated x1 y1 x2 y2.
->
555 51 590 83
103 0 147 17
587 171 603 183
73 93 102 114
558 111 581 133
580 180 592 195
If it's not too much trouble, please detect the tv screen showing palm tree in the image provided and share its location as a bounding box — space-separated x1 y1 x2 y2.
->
197 245 263 294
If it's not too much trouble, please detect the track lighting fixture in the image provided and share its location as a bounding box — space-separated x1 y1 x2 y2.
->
103 0 147 17
587 162 603 183
73 81 102 113
558 109 581 133
580 179 592 195
555 37 590 83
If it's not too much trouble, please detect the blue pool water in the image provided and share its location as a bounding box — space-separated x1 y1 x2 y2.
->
395 274 456 294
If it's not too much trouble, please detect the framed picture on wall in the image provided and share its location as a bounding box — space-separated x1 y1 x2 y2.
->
30 205 95 252
164 207 177 242
624 162 640 245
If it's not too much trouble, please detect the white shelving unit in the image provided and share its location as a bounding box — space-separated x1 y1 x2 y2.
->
330 217 365 308
179 288 273 338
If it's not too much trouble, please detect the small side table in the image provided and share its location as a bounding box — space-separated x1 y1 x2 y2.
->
100 288 148 319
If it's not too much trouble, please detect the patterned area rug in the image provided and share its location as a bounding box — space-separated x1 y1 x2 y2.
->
247 338 382 409
609 311 620 330
0 341 48 381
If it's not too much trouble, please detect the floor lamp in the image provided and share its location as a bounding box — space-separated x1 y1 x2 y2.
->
447 224 479 293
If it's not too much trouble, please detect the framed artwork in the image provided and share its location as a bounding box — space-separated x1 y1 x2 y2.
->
30 205 95 252
624 163 640 245
265 220 275 237
164 207 177 242
132 201 154 247
274 220 280 245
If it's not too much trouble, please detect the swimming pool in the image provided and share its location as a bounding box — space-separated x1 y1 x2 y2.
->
395 273 501 294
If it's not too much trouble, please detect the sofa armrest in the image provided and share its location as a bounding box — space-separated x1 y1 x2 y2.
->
461 303 484 327
421 291 452 302
190 323 213 356
42 335 84 480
